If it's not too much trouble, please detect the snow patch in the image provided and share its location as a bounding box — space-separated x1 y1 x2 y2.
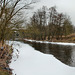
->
24 39 75 46
8 41 75 75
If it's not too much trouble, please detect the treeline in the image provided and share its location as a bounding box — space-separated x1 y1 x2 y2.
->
25 6 74 41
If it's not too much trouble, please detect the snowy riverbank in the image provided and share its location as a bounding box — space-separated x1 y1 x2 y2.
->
24 39 75 46
9 41 75 75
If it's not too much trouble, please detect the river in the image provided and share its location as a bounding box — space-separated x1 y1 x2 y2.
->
23 40 75 67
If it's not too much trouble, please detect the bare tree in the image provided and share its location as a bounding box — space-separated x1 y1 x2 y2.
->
25 6 74 41
48 6 57 40
0 0 37 45
63 16 73 37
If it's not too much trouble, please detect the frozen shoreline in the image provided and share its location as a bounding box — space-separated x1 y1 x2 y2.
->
24 39 75 46
9 41 75 75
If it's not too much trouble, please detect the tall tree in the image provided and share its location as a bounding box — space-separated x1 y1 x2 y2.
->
0 0 36 45
48 6 57 40
63 16 73 37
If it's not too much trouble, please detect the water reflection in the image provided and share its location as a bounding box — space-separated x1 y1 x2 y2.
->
24 41 75 67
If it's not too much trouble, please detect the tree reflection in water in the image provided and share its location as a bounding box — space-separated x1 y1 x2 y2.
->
24 41 75 67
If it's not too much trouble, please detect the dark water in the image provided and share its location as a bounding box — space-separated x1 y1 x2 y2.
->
23 40 75 67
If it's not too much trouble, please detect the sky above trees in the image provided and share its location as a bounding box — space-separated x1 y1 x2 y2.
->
29 0 75 25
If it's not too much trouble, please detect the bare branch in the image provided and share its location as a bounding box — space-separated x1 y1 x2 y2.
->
6 1 36 23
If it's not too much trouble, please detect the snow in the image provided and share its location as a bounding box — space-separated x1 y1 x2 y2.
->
24 39 75 46
8 41 75 75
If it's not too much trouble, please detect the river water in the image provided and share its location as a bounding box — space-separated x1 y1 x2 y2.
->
23 40 75 67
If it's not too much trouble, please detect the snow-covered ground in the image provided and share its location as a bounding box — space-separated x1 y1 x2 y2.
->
24 39 75 46
8 41 75 75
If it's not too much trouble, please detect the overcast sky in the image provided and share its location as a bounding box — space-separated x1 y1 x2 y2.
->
29 0 75 25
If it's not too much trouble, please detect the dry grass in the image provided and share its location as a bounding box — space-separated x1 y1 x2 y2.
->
0 42 12 75
0 67 10 75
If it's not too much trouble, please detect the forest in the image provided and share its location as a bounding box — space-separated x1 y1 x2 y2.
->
23 6 74 41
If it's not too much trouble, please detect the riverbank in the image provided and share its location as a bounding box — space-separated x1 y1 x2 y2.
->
49 39 75 43
23 37 75 44
24 39 75 46
0 42 13 75
9 41 75 75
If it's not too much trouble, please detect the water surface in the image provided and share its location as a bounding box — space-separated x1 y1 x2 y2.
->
24 40 75 67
